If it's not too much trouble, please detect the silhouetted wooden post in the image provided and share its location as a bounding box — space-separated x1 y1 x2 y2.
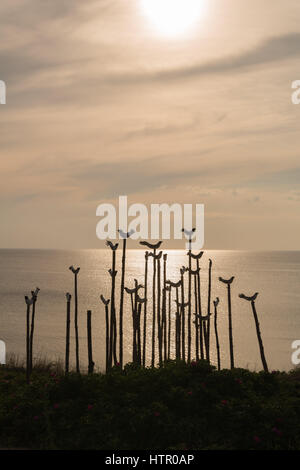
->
125 281 144 365
65 293 72 375
175 288 180 360
166 279 181 360
152 249 156 368
162 254 168 362
180 266 187 362
87 310 94 374
187 247 192 363
166 285 171 360
206 259 213 363
25 295 33 384
191 269 200 360
142 251 149 368
157 252 163 364
219 276 235 369
107 241 119 366
213 297 221 371
100 295 110 373
191 252 204 359
176 294 189 362
133 279 138 363
69 265 80 373
182 228 196 363
29 287 40 373
141 241 162 368
239 293 269 373
118 229 134 369
136 295 146 366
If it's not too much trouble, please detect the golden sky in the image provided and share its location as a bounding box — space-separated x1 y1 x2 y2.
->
1 0 300 249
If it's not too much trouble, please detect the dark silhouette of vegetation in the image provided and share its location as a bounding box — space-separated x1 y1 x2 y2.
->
1 361 300 450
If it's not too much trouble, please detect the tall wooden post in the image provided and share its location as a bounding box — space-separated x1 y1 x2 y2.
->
219 276 235 369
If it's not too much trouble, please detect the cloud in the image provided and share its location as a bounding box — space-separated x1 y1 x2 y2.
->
103 33 300 85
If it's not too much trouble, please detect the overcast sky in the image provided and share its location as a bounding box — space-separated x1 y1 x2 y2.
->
1 0 300 249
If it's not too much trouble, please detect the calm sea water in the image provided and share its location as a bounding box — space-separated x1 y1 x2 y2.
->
0 249 299 372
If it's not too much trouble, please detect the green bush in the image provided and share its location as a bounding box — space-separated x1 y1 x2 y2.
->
0 361 299 450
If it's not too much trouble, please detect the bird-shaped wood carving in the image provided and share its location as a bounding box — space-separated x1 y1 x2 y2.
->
100 295 110 306
69 265 80 275
175 300 189 308
106 240 118 251
108 269 118 278
118 229 135 239
219 276 235 285
188 251 204 260
148 250 163 260
239 293 259 302
180 266 188 275
139 240 163 250
166 279 182 288
182 228 196 238
25 295 34 306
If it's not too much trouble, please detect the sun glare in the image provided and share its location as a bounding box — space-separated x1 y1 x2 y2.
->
141 0 206 37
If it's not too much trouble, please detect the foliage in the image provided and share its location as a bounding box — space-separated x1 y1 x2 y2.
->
0 361 299 450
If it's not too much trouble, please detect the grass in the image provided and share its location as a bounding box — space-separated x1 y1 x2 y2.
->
0 359 299 450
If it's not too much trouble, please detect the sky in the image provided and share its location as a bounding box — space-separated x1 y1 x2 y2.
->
0 0 300 250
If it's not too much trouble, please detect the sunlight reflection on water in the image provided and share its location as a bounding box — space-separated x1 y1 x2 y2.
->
0 249 299 372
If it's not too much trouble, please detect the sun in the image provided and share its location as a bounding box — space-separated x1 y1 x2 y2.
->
141 0 206 37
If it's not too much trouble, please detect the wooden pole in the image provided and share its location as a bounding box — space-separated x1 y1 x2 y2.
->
166 285 171 360
140 241 162 368
239 293 269 373
176 286 180 360
29 287 40 373
87 310 94 374
213 297 221 371
187 247 192 363
162 254 168 363
25 296 33 384
157 254 162 364
193 273 199 360
180 267 187 362
142 252 149 368
107 242 118 365
195 256 204 360
206 259 212 363
69 266 80 373
182 228 196 363
219 276 235 369
166 279 182 361
65 293 71 375
100 295 110 373
119 236 127 369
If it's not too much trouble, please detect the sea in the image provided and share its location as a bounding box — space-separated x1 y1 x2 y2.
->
0 249 299 372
